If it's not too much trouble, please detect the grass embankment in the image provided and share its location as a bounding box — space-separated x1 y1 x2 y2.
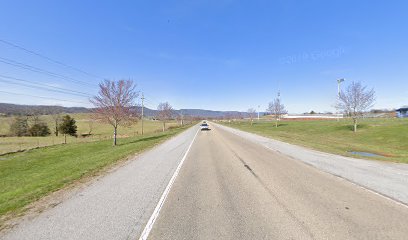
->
221 118 408 163
0 113 179 154
0 124 191 225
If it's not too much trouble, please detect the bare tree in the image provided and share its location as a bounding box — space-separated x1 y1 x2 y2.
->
157 102 173 132
91 79 139 146
176 112 184 126
184 115 193 125
247 108 256 126
267 98 288 128
87 118 94 135
51 113 61 136
336 81 375 132
27 109 41 126
224 113 233 122
236 112 243 120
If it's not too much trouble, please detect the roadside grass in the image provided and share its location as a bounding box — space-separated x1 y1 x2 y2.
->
0 124 192 225
0 113 179 154
221 118 408 163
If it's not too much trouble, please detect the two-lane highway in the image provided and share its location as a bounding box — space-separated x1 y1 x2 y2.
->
148 124 408 239
2 123 408 240
1 126 199 240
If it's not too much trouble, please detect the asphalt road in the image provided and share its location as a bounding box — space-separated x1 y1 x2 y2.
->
1 126 199 240
215 123 408 205
2 123 408 240
148 124 408 240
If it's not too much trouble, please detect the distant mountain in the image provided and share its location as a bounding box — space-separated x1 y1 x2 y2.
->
177 109 248 118
0 103 89 116
0 103 249 118
135 107 249 118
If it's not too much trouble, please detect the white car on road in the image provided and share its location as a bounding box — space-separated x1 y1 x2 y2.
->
200 123 210 131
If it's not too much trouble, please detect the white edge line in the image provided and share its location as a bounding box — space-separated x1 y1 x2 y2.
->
138 127 200 240
215 122 408 210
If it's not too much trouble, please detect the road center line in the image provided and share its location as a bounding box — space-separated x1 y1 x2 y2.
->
138 127 199 240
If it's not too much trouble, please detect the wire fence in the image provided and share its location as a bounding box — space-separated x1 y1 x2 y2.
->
0 131 152 156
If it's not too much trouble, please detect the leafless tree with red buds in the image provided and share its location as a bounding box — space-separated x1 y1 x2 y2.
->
157 102 173 132
91 79 139 146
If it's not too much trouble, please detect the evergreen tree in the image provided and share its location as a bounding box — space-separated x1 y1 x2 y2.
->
58 115 77 143
9 116 29 136
29 122 51 136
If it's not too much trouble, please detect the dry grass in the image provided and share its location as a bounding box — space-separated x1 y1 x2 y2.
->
0 113 179 154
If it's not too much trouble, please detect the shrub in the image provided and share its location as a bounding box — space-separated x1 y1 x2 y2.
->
29 122 51 136
9 116 29 136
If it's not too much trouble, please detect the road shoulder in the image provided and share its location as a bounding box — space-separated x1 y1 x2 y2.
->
1 125 198 240
214 122 408 206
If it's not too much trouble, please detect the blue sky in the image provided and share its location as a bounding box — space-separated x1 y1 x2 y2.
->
0 0 407 113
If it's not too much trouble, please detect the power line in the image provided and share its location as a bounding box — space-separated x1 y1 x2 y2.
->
0 90 89 104
0 77 90 98
144 98 162 107
0 74 92 97
0 38 104 80
143 99 155 104
0 57 95 87
143 102 156 109
143 99 158 108
144 93 163 105
143 102 154 108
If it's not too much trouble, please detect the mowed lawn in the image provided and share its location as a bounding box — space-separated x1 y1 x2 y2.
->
0 113 179 154
222 118 408 163
0 124 191 225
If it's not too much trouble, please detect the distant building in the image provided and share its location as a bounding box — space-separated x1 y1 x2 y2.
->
396 107 408 118
281 113 343 120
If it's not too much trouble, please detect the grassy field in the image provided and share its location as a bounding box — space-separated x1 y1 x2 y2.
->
221 118 408 163
0 123 192 226
0 113 179 154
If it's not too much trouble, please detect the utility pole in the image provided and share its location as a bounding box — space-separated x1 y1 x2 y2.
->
337 78 345 97
141 93 145 135
180 110 184 126
257 105 260 120
336 78 345 121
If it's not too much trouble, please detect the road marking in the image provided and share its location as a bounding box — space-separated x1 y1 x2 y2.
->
138 127 200 240
327 172 408 210
259 145 408 209
215 122 408 209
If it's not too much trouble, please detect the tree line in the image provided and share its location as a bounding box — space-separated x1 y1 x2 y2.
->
9 114 77 143
5 79 193 147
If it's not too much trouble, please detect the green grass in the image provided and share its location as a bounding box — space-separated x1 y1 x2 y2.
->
0 113 179 154
221 118 408 163
0 124 191 224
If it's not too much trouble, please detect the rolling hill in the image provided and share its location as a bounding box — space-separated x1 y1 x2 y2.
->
0 103 250 118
